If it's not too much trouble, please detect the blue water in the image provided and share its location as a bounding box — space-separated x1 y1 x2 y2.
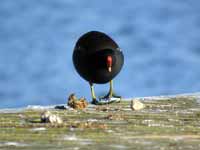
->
0 0 200 108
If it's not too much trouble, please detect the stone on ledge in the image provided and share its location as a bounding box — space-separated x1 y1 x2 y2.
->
131 99 145 111
41 111 63 124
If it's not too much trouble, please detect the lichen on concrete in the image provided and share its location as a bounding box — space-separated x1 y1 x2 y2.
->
0 94 200 149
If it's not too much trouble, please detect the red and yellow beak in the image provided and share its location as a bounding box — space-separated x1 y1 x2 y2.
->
107 56 112 72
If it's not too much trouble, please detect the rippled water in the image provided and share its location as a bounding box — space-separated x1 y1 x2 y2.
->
0 0 200 108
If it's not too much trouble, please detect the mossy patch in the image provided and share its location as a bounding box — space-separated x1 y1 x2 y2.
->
0 96 200 149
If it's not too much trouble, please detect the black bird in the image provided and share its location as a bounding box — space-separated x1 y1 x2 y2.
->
73 31 124 104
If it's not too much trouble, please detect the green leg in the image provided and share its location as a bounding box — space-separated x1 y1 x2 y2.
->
89 82 97 104
100 80 121 99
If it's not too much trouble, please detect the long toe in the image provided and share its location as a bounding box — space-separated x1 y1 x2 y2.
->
112 93 122 98
91 98 98 105
98 96 121 104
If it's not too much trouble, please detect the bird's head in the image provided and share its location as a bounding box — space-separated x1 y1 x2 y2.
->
106 55 112 72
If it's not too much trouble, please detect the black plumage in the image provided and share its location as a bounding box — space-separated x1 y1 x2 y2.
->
72 31 124 104
73 31 124 83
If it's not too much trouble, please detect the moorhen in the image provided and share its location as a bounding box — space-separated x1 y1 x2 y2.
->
72 31 124 104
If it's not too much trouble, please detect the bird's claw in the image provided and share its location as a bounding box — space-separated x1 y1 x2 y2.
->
91 98 98 105
99 97 121 104
99 92 121 99
91 94 121 105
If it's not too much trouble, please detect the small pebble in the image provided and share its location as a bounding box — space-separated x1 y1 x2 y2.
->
131 99 145 111
41 111 63 124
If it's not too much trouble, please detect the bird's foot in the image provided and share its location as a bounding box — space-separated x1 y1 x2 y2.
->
99 92 121 99
91 98 121 105
99 97 121 104
91 98 98 105
91 93 121 105
97 93 121 105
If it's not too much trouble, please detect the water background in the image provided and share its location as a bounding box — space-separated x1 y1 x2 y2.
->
1 0 200 108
